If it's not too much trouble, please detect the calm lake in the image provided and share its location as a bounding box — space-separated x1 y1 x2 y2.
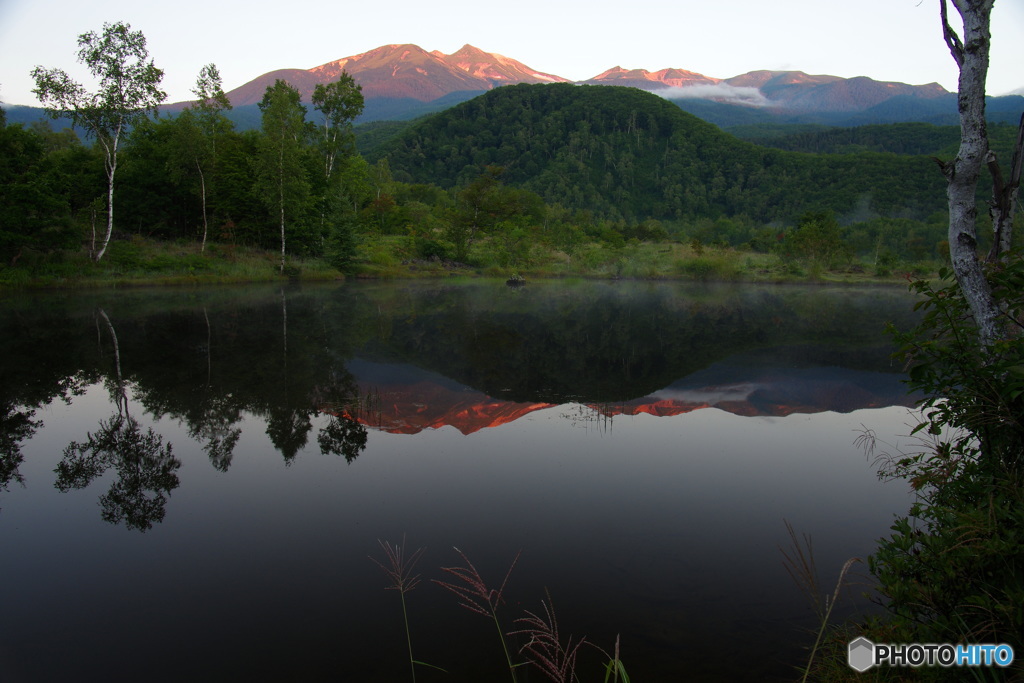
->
0 279 923 682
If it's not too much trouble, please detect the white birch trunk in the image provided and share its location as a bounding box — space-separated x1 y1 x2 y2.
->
942 0 1003 346
197 160 208 253
95 126 120 262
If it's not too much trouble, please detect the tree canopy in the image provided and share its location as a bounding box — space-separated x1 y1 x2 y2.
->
31 21 166 261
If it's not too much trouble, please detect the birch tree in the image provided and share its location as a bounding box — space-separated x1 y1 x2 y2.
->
256 80 310 273
312 74 364 264
177 64 232 252
31 22 166 262
312 74 364 184
938 0 1024 346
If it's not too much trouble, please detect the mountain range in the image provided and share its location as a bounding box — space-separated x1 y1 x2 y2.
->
219 42 953 111
222 43 569 106
205 42 1021 127
7 42 1020 129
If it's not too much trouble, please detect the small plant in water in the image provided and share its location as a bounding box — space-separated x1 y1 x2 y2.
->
371 536 444 681
434 547 522 682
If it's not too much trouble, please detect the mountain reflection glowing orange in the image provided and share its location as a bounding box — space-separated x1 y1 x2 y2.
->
322 369 918 435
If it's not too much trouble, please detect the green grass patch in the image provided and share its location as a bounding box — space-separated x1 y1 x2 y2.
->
0 234 924 289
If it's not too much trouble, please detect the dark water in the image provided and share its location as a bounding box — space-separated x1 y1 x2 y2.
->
0 280 922 682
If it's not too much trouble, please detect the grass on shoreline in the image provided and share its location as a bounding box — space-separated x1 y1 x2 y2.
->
0 234 940 289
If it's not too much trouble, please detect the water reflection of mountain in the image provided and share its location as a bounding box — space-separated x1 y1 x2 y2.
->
0 281 921 472
342 360 557 435
343 353 919 435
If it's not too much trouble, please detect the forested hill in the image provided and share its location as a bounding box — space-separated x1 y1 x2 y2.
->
739 120 1024 158
369 83 948 224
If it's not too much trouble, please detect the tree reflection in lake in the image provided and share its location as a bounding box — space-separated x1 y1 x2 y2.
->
0 402 35 507
55 413 180 531
53 307 182 531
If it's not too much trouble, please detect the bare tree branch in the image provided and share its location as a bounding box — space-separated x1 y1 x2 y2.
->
940 0 965 67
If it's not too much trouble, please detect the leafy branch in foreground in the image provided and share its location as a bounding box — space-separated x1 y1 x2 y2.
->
863 260 1024 664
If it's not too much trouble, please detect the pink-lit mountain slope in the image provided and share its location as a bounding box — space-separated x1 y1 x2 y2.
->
584 67 949 112
223 43 568 106
173 42 961 123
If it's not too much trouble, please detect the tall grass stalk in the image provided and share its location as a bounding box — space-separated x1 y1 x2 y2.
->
601 635 630 683
371 536 438 682
434 547 522 683
509 591 587 683
781 519 861 683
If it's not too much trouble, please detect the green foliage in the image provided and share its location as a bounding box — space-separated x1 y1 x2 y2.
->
30 21 167 262
781 211 851 267
256 79 312 270
757 120 1023 162
0 69 974 281
0 120 78 264
369 83 947 225
870 260 1024 653
184 63 233 251
675 253 739 281
324 203 360 272
312 72 364 182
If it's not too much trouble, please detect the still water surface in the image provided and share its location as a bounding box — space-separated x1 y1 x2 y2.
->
0 280 923 682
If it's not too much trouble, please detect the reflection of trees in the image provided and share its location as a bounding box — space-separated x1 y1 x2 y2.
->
188 307 243 471
368 282 922 403
96 308 130 413
55 308 182 531
318 415 367 463
56 414 181 531
266 288 314 463
191 399 242 472
312 371 369 464
0 403 37 510
266 407 314 463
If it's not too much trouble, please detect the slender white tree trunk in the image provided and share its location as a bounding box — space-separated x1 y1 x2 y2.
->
941 0 1003 346
97 154 116 262
278 147 286 274
197 160 208 253
95 126 122 262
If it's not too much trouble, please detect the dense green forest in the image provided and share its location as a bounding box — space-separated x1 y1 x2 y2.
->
3 78 1020 284
737 119 1024 156
367 84 948 223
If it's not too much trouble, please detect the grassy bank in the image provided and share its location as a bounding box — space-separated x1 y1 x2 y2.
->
0 234 940 288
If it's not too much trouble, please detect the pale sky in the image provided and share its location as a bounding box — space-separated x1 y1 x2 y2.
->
1 0 1022 108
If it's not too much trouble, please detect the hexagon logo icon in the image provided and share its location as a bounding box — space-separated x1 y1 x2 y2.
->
848 637 875 672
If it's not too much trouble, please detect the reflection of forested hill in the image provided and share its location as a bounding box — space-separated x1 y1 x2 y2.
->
0 282 919 467
353 281 920 403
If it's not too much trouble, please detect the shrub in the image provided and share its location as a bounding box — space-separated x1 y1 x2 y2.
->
867 261 1024 653
675 254 738 281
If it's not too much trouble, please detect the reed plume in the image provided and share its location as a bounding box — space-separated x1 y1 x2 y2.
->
371 536 431 682
509 591 587 683
434 547 522 682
